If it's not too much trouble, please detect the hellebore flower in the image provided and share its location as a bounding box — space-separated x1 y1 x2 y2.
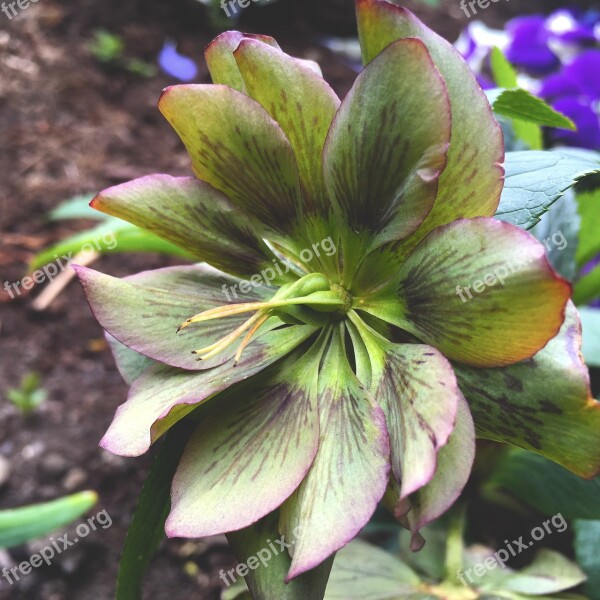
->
76 0 600 581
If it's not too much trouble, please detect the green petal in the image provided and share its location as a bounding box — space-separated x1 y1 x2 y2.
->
279 328 390 580
100 325 316 457
391 394 475 548
105 333 155 385
91 175 276 280
158 85 302 235
323 38 450 249
75 265 272 371
205 31 280 92
376 344 461 499
455 301 600 478
362 218 571 367
166 341 325 538
357 0 504 250
234 39 341 215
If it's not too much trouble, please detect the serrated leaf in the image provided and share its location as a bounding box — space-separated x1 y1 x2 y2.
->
116 422 193 600
493 89 576 131
495 151 600 229
484 449 600 519
0 491 97 548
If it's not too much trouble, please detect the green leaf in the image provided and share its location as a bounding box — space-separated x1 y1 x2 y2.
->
530 189 579 281
495 151 600 230
492 89 576 131
575 189 600 268
49 194 100 221
116 422 193 600
490 47 518 88
0 491 97 548
30 219 192 271
573 265 600 306
574 520 600 600
484 449 600 520
579 307 600 367
227 511 334 600
324 538 422 599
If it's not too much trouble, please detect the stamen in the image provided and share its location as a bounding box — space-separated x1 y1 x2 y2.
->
234 313 271 366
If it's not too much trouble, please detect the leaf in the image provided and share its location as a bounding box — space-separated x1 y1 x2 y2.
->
30 219 192 271
48 194 100 221
226 511 334 600
0 491 97 548
116 422 193 600
324 538 422 600
574 520 600 600
573 265 600 306
492 89 576 131
575 189 600 268
579 307 600 367
484 449 600 520
495 151 600 230
490 47 518 88
530 189 579 281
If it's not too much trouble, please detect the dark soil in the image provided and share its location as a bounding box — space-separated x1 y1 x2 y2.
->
0 1 592 598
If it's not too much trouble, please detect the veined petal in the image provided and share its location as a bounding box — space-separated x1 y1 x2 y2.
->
280 328 390 580
158 85 303 235
362 218 571 367
234 39 341 215
165 340 326 538
105 333 155 385
205 31 280 92
455 301 600 478
357 0 504 250
74 264 272 371
100 325 316 457
376 344 460 499
398 393 475 547
91 175 276 280
323 38 450 249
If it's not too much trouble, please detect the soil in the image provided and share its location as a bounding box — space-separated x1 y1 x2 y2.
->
0 1 594 599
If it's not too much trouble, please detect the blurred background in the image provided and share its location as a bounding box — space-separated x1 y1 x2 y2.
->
1 1 599 598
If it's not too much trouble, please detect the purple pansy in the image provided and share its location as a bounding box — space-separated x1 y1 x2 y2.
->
505 16 560 73
158 40 199 82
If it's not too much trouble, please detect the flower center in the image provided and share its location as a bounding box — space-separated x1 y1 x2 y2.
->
177 273 348 364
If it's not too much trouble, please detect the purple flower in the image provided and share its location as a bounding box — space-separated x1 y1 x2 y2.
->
158 41 198 82
546 9 598 45
548 98 600 149
505 16 560 73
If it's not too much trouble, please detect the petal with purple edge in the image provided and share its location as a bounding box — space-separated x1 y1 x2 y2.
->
361 218 571 368
455 301 600 478
356 0 504 248
75 264 272 371
100 325 316 457
234 39 341 215
91 175 277 280
204 31 280 92
279 329 390 581
323 38 450 249
165 341 324 538
399 393 475 547
158 85 303 235
376 344 460 499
